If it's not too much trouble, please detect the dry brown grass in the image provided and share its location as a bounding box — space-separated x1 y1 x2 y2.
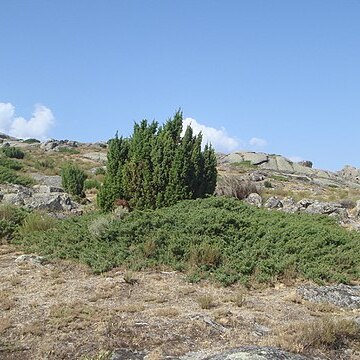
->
197 294 216 309
1 245 359 360
275 317 360 354
0 290 16 310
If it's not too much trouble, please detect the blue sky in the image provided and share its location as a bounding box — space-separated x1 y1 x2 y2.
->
0 0 359 170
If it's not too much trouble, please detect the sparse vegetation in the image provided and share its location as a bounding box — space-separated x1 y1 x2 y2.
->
197 294 215 309
277 317 360 354
57 147 80 155
216 177 259 200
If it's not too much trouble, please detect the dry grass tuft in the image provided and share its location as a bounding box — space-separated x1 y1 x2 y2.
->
197 294 216 309
153 307 180 317
275 317 360 353
0 290 16 310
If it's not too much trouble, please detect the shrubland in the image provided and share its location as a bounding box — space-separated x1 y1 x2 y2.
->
12 196 360 286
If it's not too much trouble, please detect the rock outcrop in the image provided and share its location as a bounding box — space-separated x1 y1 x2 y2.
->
297 284 360 309
0 183 79 213
218 151 360 189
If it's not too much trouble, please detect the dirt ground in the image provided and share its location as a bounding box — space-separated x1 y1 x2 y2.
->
0 245 359 360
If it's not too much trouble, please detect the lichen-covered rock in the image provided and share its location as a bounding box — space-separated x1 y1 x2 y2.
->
264 196 283 209
281 197 299 213
180 346 313 360
245 193 262 207
249 172 265 182
297 284 360 309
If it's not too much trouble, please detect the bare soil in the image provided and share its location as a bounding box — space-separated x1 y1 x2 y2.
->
0 245 359 360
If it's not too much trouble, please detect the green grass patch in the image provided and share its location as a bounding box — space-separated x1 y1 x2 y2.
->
57 147 80 155
14 197 360 286
0 204 28 242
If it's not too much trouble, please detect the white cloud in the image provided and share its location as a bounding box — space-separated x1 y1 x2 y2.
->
0 103 15 133
182 117 239 152
0 102 54 139
249 137 267 147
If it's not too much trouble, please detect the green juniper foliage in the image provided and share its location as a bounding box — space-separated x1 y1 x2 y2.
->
97 110 217 210
61 162 87 197
15 197 360 285
1 146 25 159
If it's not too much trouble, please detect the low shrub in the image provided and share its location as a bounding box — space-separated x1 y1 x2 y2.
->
14 197 360 285
22 138 40 144
1 146 25 159
0 166 34 186
61 163 87 197
0 204 28 241
0 157 22 170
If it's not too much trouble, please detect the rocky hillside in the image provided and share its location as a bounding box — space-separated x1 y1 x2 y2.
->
2 134 360 227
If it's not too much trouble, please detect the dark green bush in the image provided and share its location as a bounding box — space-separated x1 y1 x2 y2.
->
15 197 360 285
1 146 25 159
61 163 87 197
22 138 40 144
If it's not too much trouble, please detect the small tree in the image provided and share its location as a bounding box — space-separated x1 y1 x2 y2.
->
61 163 87 197
97 110 218 211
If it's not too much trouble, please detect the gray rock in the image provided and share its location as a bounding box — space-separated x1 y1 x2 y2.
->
180 347 313 360
40 139 59 151
30 174 62 188
260 156 278 171
297 284 360 309
0 184 32 205
355 200 360 217
338 165 360 184
15 254 46 265
297 199 314 209
275 156 294 173
264 197 283 209
305 201 346 217
281 197 299 213
249 172 265 182
242 152 269 166
298 160 313 168
111 348 146 360
82 152 107 163
245 193 262 207
33 184 64 193
24 193 76 212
